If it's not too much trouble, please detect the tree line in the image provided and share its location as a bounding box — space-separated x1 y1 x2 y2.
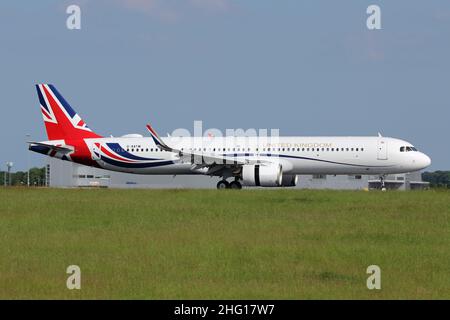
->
0 167 46 186
421 171 450 188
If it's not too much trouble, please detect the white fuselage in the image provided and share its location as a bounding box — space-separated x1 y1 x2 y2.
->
82 136 431 176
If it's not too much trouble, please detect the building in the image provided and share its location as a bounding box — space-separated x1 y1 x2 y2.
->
46 158 429 190
297 172 429 190
46 158 215 188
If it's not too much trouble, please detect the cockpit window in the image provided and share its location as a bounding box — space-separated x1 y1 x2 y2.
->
400 146 418 152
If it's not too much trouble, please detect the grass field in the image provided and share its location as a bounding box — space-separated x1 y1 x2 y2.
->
0 187 449 299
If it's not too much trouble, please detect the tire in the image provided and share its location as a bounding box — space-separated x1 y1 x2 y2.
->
217 180 230 189
229 181 242 190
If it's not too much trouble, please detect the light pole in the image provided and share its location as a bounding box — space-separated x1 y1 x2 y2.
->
6 162 13 186
26 134 31 187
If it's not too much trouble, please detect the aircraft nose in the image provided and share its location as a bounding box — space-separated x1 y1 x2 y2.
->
417 153 431 169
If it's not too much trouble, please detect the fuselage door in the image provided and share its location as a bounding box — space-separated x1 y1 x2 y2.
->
377 139 388 160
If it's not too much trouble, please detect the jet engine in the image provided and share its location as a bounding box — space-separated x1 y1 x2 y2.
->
242 164 282 187
280 174 298 187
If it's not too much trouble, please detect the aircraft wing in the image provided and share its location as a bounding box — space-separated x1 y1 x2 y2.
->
145 124 264 167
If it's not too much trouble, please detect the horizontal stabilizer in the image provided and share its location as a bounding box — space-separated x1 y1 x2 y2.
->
27 141 73 153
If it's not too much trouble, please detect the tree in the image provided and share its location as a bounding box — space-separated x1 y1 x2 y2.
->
422 171 450 188
0 167 46 187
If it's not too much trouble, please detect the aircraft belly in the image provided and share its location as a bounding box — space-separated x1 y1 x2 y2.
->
99 161 194 175
288 157 382 175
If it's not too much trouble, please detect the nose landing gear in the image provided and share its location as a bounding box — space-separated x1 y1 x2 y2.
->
380 175 386 191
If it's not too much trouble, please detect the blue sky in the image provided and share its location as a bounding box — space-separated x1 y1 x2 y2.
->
1 0 449 170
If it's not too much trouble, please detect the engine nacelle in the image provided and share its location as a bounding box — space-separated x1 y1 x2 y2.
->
281 174 298 187
242 164 282 187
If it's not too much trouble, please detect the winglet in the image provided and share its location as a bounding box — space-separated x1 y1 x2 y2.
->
146 124 172 151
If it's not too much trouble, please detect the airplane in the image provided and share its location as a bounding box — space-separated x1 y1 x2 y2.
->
29 84 431 189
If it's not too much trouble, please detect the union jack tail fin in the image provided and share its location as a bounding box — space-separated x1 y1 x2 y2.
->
35 84 102 141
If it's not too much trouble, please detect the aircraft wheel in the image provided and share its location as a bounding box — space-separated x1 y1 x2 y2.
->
229 181 242 190
217 180 230 189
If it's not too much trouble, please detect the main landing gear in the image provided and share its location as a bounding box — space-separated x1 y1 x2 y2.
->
216 180 229 189
216 179 242 190
229 180 242 190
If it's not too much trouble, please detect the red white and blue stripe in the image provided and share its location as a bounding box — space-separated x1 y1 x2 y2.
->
93 143 174 168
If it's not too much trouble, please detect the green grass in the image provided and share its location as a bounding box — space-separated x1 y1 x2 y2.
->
0 187 449 299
